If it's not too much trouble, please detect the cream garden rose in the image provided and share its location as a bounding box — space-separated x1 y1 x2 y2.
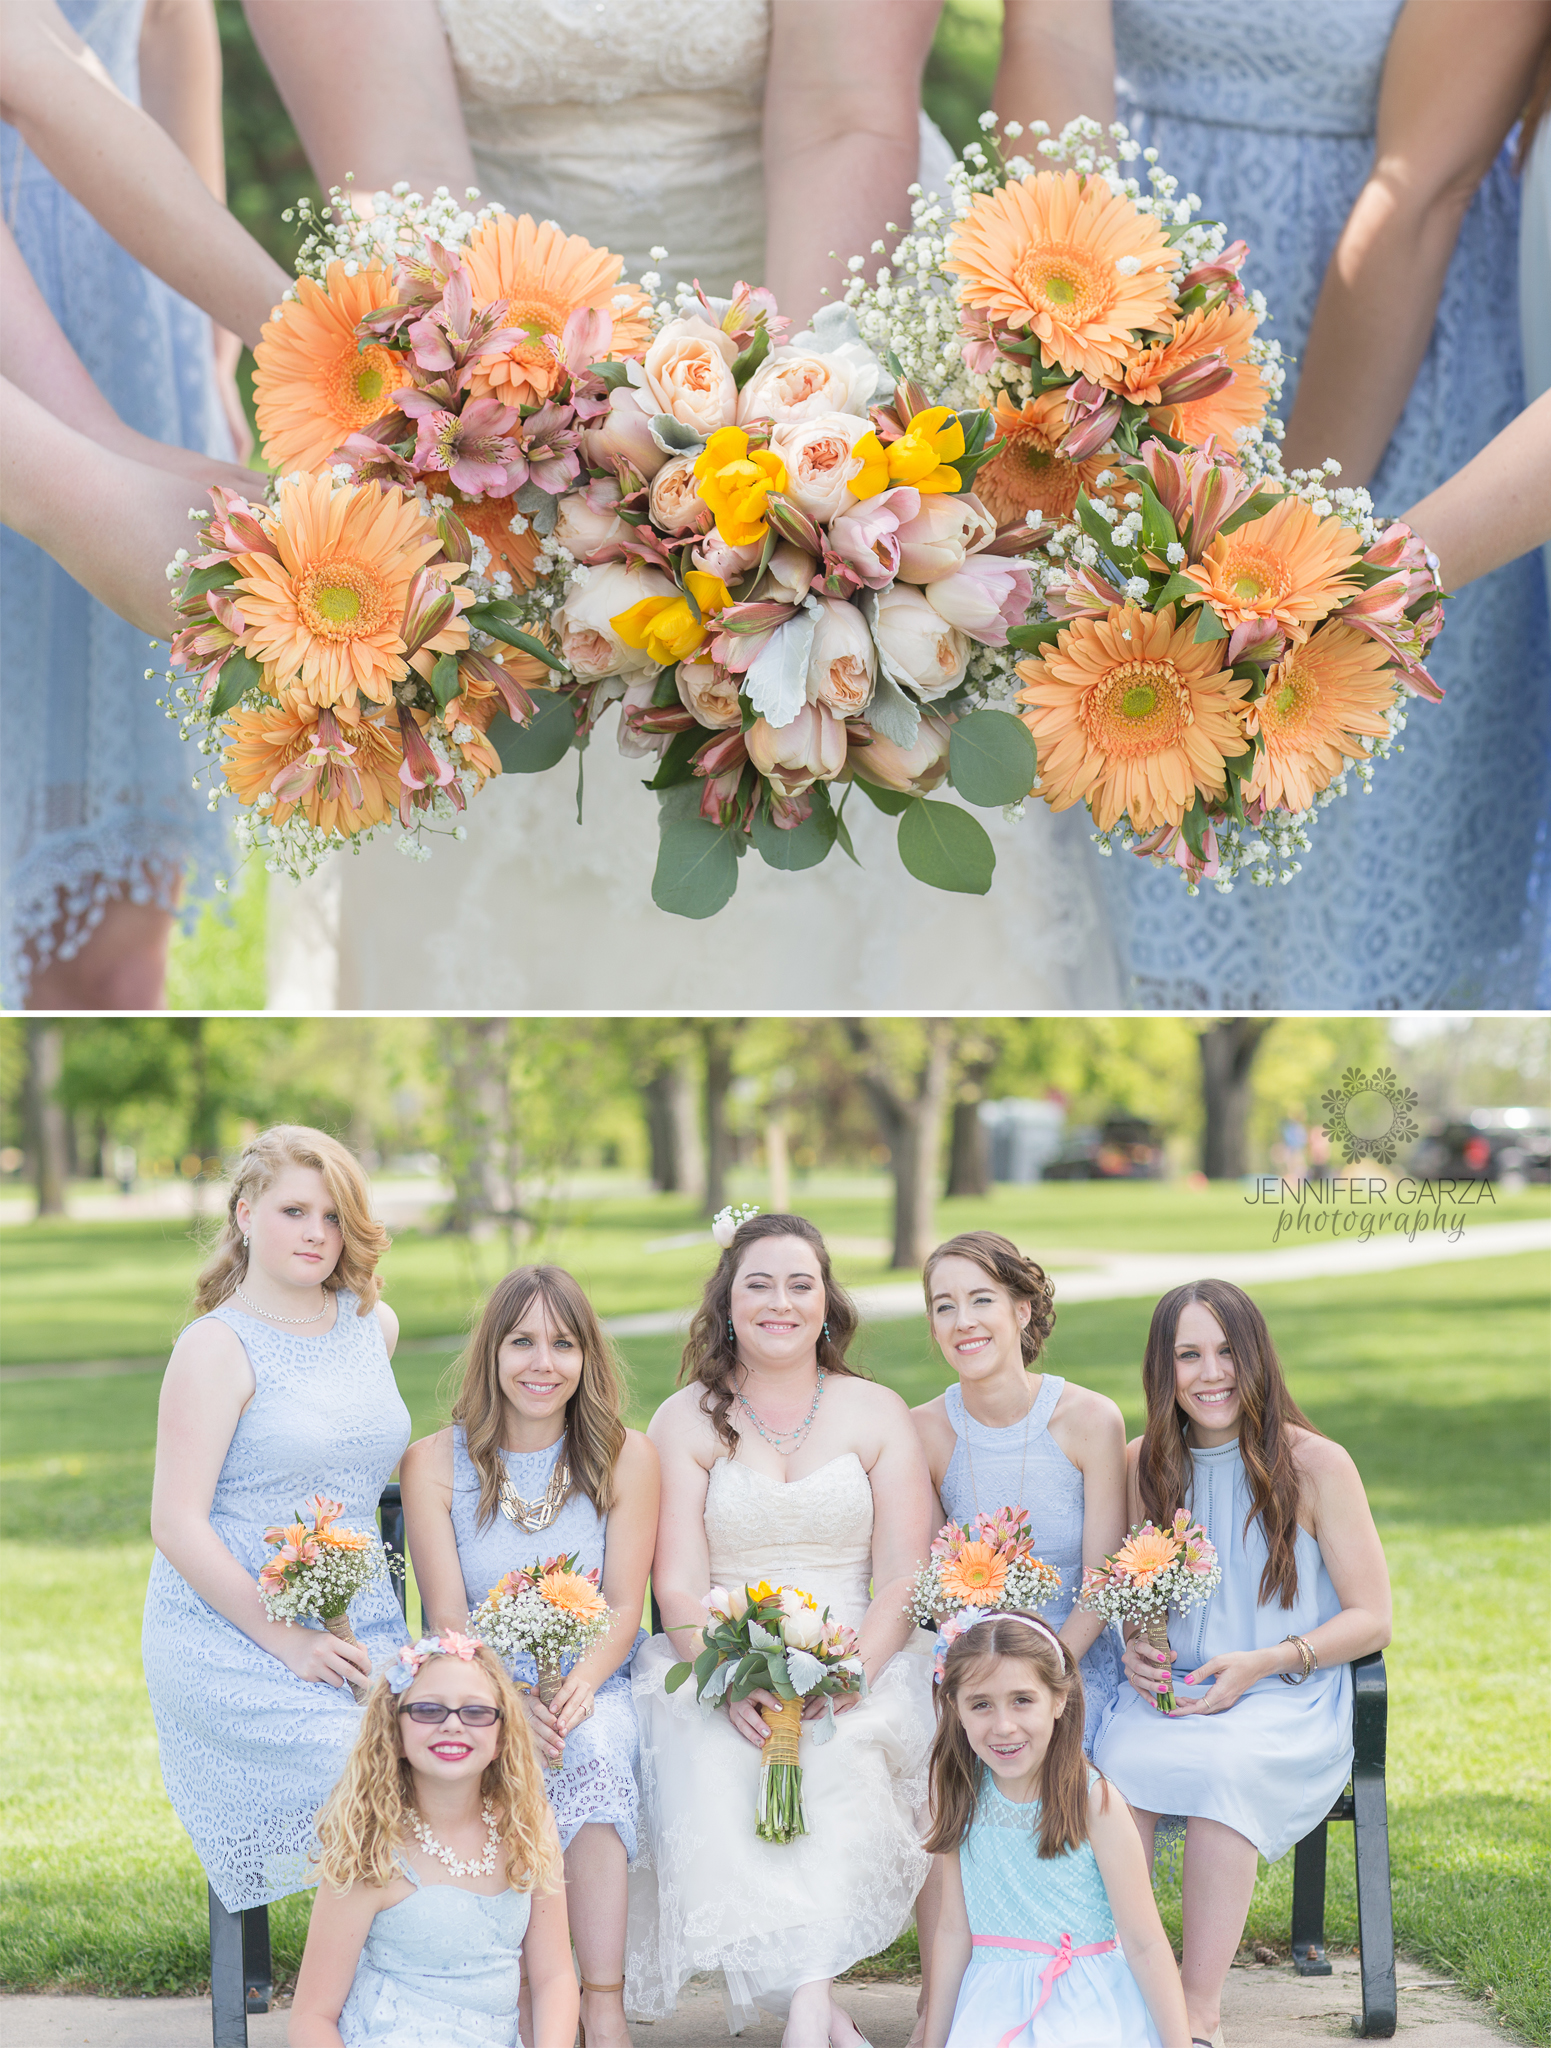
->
556 562 674 682
849 715 953 793
677 656 742 730
552 488 627 559
873 584 970 700
649 454 713 535
805 597 876 716
769 413 873 523
643 314 740 436
739 345 878 425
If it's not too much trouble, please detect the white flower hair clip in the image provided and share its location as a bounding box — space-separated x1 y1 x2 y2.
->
711 1203 760 1249
387 1630 482 1695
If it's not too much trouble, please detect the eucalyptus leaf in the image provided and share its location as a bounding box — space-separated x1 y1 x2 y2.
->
664 1661 693 1693
490 690 574 773
652 819 739 918
897 800 995 895
1006 619 1063 654
852 774 914 817
949 709 1038 808
751 788 836 871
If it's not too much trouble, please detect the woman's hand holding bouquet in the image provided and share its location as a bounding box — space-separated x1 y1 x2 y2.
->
257 1493 395 1702
1079 1511 1221 1714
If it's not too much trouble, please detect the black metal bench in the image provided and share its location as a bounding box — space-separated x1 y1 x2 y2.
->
1290 1650 1395 2037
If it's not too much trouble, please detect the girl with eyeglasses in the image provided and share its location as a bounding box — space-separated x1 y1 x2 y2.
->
290 1632 577 2048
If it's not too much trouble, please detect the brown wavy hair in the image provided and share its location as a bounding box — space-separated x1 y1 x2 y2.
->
452 1265 628 1528
314 1643 561 1895
1137 1280 1319 1610
922 1231 1057 1365
680 1213 862 1453
191 1125 389 1319
924 1612 1099 1859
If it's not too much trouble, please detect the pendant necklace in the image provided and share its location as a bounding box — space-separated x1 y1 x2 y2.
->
962 1376 1037 1517
233 1285 329 1326
736 1368 826 1451
499 1439 572 1532
409 1802 499 1879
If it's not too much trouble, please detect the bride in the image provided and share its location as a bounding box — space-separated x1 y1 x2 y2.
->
627 1211 936 2043
252 0 1119 1007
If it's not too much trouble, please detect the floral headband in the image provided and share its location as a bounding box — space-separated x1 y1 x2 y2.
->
386 1630 482 1695
933 1609 1064 1686
711 1203 760 1249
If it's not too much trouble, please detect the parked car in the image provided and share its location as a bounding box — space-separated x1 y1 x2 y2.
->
1042 1117 1167 1180
1409 1108 1551 1183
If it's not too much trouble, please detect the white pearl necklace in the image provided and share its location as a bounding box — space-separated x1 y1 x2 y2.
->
408 1802 499 1879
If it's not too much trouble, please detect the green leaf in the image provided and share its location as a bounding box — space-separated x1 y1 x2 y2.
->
1193 605 1229 644
1217 490 1281 537
897 801 995 895
490 689 575 773
650 665 682 709
1152 573 1196 609
1138 479 1178 556
428 651 461 710
586 358 632 391
652 819 739 919
853 774 914 817
466 605 567 672
948 709 1038 809
751 785 837 871
765 1652 796 1699
1180 795 1211 862
1076 491 1115 551
664 1661 693 1693
180 562 240 601
832 790 860 867
730 321 772 389
1006 619 1063 654
693 1645 723 1687
645 725 704 791
207 649 265 719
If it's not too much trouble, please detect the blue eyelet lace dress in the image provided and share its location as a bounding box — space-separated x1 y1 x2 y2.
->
0 0 232 1005
939 1378 1121 1750
141 1293 411 1910
1091 1438 1353 1863
1090 0 1550 1008
946 1773 1163 2048
339 1854 531 2047
450 1428 643 1858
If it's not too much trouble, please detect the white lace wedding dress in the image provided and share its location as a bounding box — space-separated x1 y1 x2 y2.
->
266 0 1121 1008
625 1452 936 2029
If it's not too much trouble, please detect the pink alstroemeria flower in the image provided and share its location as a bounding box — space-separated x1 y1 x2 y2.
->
1060 378 1123 461
1044 563 1130 622
401 393 525 496
396 707 456 794
407 268 521 391
1131 817 1221 885
270 708 365 811
1139 437 1260 557
515 400 583 495
1176 238 1250 306
205 486 279 560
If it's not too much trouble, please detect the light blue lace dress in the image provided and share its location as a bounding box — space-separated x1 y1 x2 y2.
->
1091 1439 1354 1863
0 0 231 1005
946 1772 1163 2048
939 1378 1121 1748
1092 0 1550 1008
449 1429 643 1857
141 1293 411 1910
338 1855 531 2047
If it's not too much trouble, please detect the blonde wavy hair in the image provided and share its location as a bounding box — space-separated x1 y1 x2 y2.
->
452 1266 628 1527
191 1125 389 1319
314 1644 561 1895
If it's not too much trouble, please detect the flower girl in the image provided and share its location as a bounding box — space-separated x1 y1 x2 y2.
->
289 1633 577 2048
921 1612 1191 2048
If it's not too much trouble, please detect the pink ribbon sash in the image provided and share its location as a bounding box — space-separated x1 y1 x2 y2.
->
971 1932 1120 2047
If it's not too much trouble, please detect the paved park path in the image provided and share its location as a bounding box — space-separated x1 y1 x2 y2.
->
0 1955 1525 2045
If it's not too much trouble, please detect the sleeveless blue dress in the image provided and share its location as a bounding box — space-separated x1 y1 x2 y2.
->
939 1378 1122 1747
1092 0 1550 1007
946 1774 1163 2048
0 0 232 1004
1091 1439 1353 1863
339 1853 531 2047
450 1428 643 1857
141 1293 411 1909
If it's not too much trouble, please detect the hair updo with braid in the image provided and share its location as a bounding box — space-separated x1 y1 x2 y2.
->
921 1231 1056 1365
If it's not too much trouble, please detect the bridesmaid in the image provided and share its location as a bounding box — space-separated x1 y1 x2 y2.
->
401 1266 658 2048
912 1231 1127 1742
142 1126 410 1914
1091 1281 1392 2048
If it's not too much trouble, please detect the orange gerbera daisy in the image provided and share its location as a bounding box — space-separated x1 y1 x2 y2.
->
945 169 1176 384
939 1541 1009 1607
1122 300 1267 448
540 1568 610 1622
461 213 653 411
1016 606 1251 834
1112 1523 1181 1586
975 391 1116 525
1244 621 1396 813
233 474 468 710
222 701 403 836
252 262 403 472
1185 495 1361 633
455 491 545 590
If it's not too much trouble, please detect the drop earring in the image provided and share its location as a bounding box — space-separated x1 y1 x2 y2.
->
823 1321 831 1340
727 1316 735 1339
242 1234 250 1249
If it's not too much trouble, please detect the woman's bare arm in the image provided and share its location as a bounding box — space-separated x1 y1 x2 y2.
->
763 0 941 323
646 1392 717 1643
1282 0 1551 481
242 0 476 201
1400 390 1551 589
399 1431 471 1635
859 1389 937 1681
1049 1385 1128 1663
994 0 1117 133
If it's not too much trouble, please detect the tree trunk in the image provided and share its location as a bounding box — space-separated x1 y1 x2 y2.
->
92 1112 109 1179
846 1020 957 1269
945 1098 989 1198
642 1068 676 1190
437 1020 514 1233
642 1053 706 1199
26 1024 67 1218
1199 1019 1273 1178
701 1022 740 1216
766 1114 791 1214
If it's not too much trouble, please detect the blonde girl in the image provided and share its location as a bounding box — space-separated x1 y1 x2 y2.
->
922 1612 1190 2048
290 1633 577 2048
142 1125 410 1914
400 1267 658 2048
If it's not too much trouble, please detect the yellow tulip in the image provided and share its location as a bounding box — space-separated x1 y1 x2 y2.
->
612 570 732 667
694 426 788 546
847 429 891 500
886 406 966 494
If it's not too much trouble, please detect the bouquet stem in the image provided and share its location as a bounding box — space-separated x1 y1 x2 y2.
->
757 1695 807 1845
322 1612 368 1704
1144 1611 1175 1714
536 1658 565 1773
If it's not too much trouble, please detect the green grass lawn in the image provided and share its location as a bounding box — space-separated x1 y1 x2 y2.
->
1 1251 1546 2041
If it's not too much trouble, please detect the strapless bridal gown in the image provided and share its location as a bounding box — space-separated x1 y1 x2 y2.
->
626 1453 935 2029
266 0 1121 1009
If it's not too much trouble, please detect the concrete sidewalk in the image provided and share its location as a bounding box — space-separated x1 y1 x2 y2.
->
0 1955 1520 2046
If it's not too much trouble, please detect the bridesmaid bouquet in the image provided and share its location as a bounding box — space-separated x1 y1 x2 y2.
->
1077 1512 1222 1713
257 1493 395 1703
469 1551 614 1766
906 1506 1064 1626
844 116 1448 894
665 1580 866 1844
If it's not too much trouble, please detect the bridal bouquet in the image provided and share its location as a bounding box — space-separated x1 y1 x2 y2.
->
257 1493 395 1703
665 1580 865 1844
906 1506 1065 1626
469 1551 614 1763
1077 1512 1221 1713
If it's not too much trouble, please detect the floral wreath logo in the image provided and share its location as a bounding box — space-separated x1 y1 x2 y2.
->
1320 1067 1421 1167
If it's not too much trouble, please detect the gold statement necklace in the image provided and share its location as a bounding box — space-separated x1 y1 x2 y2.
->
498 1438 572 1533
